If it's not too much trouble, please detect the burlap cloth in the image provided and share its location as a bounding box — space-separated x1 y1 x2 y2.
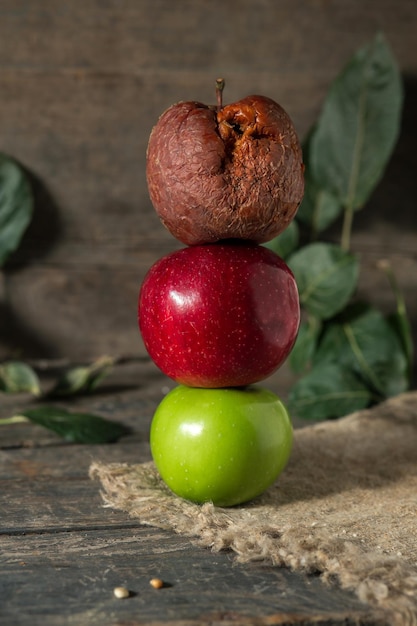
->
90 391 417 625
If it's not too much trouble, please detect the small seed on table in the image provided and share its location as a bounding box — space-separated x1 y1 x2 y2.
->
150 578 164 589
113 586 130 599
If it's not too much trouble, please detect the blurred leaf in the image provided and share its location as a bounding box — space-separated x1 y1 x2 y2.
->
21 406 130 443
286 35 409 422
0 154 33 266
387 311 413 387
297 133 343 234
288 242 359 320
376 259 414 386
287 362 372 420
0 361 41 395
289 317 321 375
263 221 299 259
48 356 114 398
310 33 403 210
297 179 342 236
314 304 409 398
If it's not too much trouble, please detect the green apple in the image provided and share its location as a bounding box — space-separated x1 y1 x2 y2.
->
150 385 293 507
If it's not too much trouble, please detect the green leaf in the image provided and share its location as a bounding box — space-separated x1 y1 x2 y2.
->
0 361 41 395
287 363 372 420
288 318 321 375
296 134 343 234
376 259 413 386
314 304 409 398
297 178 342 235
21 406 130 443
263 220 299 259
310 33 403 210
288 242 359 320
387 311 413 387
47 356 114 398
0 154 34 266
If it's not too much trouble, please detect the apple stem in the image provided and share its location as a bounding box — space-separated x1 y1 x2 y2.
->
216 78 225 111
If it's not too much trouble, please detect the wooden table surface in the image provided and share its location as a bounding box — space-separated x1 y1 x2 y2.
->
1 361 383 625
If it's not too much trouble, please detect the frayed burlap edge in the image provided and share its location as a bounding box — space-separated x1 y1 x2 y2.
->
90 392 417 626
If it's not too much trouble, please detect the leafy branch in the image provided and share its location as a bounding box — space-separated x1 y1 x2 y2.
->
0 356 132 443
0 406 129 444
266 33 411 420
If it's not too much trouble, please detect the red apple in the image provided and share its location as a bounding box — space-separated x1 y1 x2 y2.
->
138 241 300 388
146 93 304 246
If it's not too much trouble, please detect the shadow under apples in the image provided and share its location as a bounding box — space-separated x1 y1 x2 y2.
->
258 396 417 507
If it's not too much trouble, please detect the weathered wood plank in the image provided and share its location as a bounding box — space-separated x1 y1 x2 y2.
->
0 440 148 480
0 526 376 626
1 0 416 76
1 477 145 534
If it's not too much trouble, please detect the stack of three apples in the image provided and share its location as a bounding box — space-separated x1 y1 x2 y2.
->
138 86 304 507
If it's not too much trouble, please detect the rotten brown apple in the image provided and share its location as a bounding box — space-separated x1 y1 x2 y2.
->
146 84 304 245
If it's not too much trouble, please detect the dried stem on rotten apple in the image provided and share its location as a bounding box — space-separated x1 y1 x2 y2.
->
216 78 225 111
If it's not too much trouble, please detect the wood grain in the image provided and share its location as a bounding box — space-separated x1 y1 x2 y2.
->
1 527 377 626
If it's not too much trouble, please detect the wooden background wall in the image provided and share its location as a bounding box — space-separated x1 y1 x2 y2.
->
1 0 416 364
